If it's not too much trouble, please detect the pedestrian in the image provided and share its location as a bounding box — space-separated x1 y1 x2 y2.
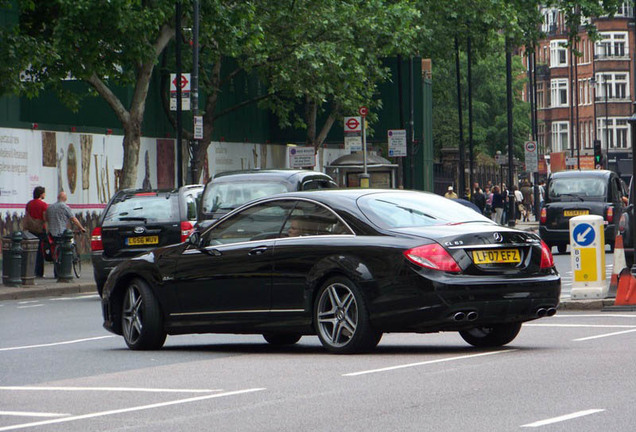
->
445 186 458 199
46 191 86 264
484 187 493 218
513 185 524 221
23 186 48 277
491 185 504 224
521 180 534 222
472 187 486 215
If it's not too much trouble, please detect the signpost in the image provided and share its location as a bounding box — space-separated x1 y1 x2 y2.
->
288 146 316 168
359 108 369 188
170 73 191 111
388 129 407 157
343 116 362 152
524 140 538 172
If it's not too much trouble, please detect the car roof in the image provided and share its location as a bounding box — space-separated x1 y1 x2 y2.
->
549 170 612 179
210 169 333 183
116 184 203 195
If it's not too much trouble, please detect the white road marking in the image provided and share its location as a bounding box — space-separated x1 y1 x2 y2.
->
526 324 636 328
0 388 266 432
0 336 114 352
0 412 69 418
521 409 605 427
573 328 636 341
0 386 223 394
49 295 99 301
343 350 517 377
552 314 636 318
16 305 43 309
17 301 39 305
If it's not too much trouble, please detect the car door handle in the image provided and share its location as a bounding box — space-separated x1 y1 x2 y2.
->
249 246 269 256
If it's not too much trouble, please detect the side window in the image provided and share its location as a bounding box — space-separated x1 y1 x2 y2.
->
205 201 294 245
283 201 351 237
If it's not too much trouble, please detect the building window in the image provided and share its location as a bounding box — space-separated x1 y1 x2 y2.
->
550 78 568 107
551 122 569 152
596 32 628 58
595 73 630 100
579 78 592 105
550 40 568 67
538 123 545 153
598 118 631 150
616 2 633 17
537 82 544 109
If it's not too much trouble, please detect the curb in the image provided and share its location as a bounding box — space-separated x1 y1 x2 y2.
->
0 282 96 301
558 299 616 311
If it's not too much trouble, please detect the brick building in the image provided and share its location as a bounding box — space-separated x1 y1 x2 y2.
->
523 3 635 174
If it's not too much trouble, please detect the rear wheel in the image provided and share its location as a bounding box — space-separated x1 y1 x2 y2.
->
263 334 302 346
121 278 166 350
459 322 522 348
557 244 567 254
314 276 382 354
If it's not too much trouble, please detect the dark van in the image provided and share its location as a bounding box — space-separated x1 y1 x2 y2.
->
197 169 338 229
539 170 626 254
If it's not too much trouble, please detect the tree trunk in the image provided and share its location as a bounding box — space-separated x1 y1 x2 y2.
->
119 120 143 190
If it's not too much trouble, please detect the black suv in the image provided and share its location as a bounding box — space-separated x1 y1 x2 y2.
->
197 169 337 229
91 184 203 295
539 170 626 254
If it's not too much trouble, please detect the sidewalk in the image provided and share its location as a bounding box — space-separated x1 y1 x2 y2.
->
0 260 97 301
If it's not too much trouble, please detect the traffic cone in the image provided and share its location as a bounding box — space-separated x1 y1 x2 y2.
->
608 234 627 298
614 267 636 306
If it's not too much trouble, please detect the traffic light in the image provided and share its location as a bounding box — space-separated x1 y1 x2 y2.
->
593 140 603 167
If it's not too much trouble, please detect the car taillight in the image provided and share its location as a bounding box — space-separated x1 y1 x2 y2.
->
91 227 103 251
606 206 614 223
404 244 461 272
181 221 194 242
540 207 547 224
540 240 554 269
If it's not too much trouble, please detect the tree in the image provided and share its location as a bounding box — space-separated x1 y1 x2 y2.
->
1 0 178 190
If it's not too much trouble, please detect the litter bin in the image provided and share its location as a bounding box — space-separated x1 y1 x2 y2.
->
2 232 40 286
20 231 40 286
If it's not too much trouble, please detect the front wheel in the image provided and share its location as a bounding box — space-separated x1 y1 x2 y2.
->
121 278 166 350
72 245 81 278
314 276 382 354
459 322 522 348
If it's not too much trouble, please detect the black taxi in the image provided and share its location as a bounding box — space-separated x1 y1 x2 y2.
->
539 170 626 254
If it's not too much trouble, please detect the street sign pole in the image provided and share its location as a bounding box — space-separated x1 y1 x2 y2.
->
175 1 183 187
359 107 370 188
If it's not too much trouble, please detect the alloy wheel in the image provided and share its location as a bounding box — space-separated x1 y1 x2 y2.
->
316 282 358 347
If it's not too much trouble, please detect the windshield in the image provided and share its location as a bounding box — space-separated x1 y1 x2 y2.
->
201 181 290 214
548 177 606 200
357 191 493 229
103 193 178 222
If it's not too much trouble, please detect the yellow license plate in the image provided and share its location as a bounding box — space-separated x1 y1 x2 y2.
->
564 209 589 217
126 235 159 246
472 249 521 264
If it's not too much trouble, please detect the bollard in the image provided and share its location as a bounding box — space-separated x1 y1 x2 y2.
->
56 230 74 282
5 232 23 286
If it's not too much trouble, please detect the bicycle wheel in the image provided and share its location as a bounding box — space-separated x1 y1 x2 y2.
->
72 244 81 278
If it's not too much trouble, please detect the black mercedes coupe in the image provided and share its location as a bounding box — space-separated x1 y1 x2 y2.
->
101 189 560 354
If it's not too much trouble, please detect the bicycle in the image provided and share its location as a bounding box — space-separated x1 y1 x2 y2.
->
49 231 82 278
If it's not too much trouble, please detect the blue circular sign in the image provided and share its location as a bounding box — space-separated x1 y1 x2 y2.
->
572 223 595 247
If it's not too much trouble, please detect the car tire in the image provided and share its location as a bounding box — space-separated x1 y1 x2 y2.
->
459 322 522 348
262 334 302 345
557 244 567 254
314 276 382 354
121 278 167 350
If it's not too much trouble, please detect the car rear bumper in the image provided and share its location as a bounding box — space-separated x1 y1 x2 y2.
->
91 252 128 283
539 224 615 245
370 272 561 332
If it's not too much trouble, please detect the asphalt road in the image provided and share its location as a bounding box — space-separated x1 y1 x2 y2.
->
1 293 635 431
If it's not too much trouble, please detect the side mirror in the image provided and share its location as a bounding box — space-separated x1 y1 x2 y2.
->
187 231 203 248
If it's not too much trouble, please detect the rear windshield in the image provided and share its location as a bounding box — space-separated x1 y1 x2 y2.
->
548 177 606 200
103 193 179 223
201 181 290 214
357 191 492 229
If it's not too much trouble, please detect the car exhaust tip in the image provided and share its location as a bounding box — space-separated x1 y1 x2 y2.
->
453 312 466 321
466 311 478 321
536 308 547 318
546 307 557 317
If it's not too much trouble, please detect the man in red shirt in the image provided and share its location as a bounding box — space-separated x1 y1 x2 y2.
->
25 186 48 277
